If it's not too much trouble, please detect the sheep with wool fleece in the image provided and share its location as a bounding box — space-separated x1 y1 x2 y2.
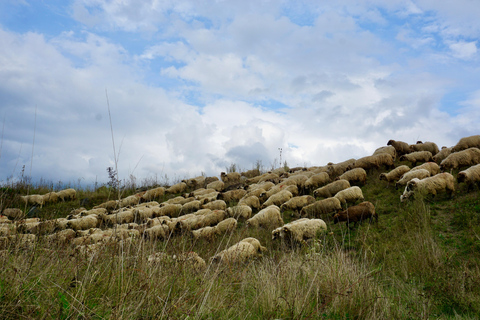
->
282 219 327 245
146 216 172 228
144 224 172 240
245 181 275 193
221 172 241 184
217 189 247 203
237 195 261 211
333 201 377 228
56 188 76 202
161 196 194 206
202 200 227 211
94 200 118 212
241 168 261 179
300 197 342 218
0 224 16 236
246 205 284 229
433 146 453 164
67 214 100 231
452 135 480 152
261 190 293 209
141 187 165 202
409 141 439 155
100 209 136 226
279 174 309 189
176 210 226 231
247 172 280 184
206 180 225 192
272 218 309 241
45 229 76 245
80 208 108 216
183 176 206 189
132 207 155 223
0 216 12 224
379 165 411 183
387 139 412 156
153 203 182 218
165 182 188 194
197 193 219 205
457 163 480 190
337 168 367 185
313 179 351 198
188 188 217 197
244 187 268 199
395 169 431 188
180 200 202 214
334 186 365 206
440 147 480 171
347 154 394 171
304 172 330 191
191 217 237 241
373 145 397 159
16 221 41 234
225 205 252 221
136 201 160 208
326 158 356 179
20 194 44 207
410 162 441 176
119 194 141 208
211 237 266 264
399 151 433 165
261 184 298 202
42 192 59 204
280 195 316 213
400 173 455 202
2 208 25 220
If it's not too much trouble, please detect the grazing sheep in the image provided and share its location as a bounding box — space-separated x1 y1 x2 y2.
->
119 194 141 208
333 201 377 229
433 147 453 164
211 237 266 264
67 214 99 231
94 200 118 212
395 169 431 188
379 165 411 183
261 190 293 209
144 224 172 240
246 205 283 229
313 179 351 199
272 218 309 241
440 148 480 171
246 181 275 192
337 168 367 185
2 208 25 220
221 172 241 184
154 204 182 218
202 200 227 211
225 205 252 221
0 224 16 236
452 135 480 152
206 180 225 192
191 217 237 241
300 197 342 218
409 141 439 155
180 200 202 214
56 188 76 202
246 172 279 184
217 189 247 203
400 173 455 202
162 196 194 206
142 187 165 202
183 176 206 189
45 229 76 244
457 164 480 190
334 186 364 206
101 209 136 226
399 151 433 165
42 192 59 205
189 188 217 197
20 194 44 207
177 210 226 231
348 154 394 171
304 172 330 191
387 140 412 156
410 162 441 176
237 195 261 211
280 174 309 191
326 158 356 179
173 252 207 273
166 182 188 194
280 195 316 213
373 146 397 159
273 218 327 246
241 169 261 179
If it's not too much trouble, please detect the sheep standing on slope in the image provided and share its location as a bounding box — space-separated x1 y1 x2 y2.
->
379 165 411 183
347 154 394 171
211 237 266 264
279 195 316 213
191 217 237 241
142 187 165 202
261 190 293 209
217 189 247 203
400 173 455 202
326 159 356 179
410 162 441 176
399 151 433 165
334 186 364 206
433 147 453 164
457 164 480 191
300 197 342 218
387 140 412 156
304 172 330 192
272 218 327 246
409 141 440 156
440 148 480 171
333 201 377 229
452 135 480 152
221 172 241 184
395 169 431 189
246 205 283 229
373 146 397 160
313 179 351 198
225 205 252 221
337 168 367 185
166 182 188 194
20 195 44 207
57 188 76 202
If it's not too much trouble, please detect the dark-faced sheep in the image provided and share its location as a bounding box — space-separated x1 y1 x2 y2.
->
400 173 455 202
387 140 412 156
395 169 431 189
409 141 439 156
457 164 480 191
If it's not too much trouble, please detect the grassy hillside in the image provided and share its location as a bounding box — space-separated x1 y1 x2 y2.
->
0 161 479 319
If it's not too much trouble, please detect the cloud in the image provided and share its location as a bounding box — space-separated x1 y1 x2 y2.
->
449 41 477 60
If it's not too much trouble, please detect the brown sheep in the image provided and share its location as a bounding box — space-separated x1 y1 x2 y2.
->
333 201 377 229
440 148 480 171
452 135 480 152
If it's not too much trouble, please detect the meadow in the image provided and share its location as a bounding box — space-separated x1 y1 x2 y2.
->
0 160 479 320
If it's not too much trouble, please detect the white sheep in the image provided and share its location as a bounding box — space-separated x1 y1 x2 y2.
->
216 189 247 203
202 200 227 211
183 176 206 189
225 205 252 221
237 195 261 211
93 200 118 212
372 145 397 159
409 141 439 155
334 186 365 206
272 218 327 246
180 200 202 214
191 217 237 241
155 204 182 218
304 172 330 191
337 168 367 185
177 210 226 231
348 154 394 171
410 162 441 176
206 180 225 192
66 214 99 231
457 164 480 190
42 192 59 205
20 194 44 207
313 180 351 198
2 208 25 220
279 195 316 213
211 237 266 264
400 173 455 202
452 135 480 152
440 147 480 171
300 197 342 218
261 190 293 209
399 151 433 165
165 182 188 194
246 205 283 229
141 187 165 202
387 139 412 156
161 196 194 206
56 188 76 202
326 158 356 179
433 146 453 164
144 224 171 240
395 169 431 188
379 165 411 183
220 172 241 184
241 169 261 179
119 194 141 208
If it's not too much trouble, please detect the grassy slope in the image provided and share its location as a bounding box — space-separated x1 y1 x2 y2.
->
1 162 480 319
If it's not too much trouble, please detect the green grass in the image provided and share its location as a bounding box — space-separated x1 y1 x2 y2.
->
1 164 480 319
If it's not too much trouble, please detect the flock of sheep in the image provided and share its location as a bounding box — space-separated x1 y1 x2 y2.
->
1 134 479 271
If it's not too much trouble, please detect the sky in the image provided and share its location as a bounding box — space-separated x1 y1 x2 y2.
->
0 0 479 188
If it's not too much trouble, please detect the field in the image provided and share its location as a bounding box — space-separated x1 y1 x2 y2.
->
1 161 480 319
